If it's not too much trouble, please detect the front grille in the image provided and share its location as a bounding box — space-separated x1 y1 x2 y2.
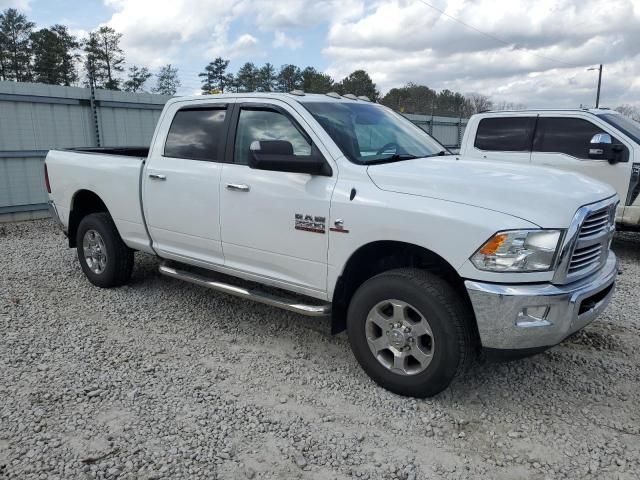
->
564 202 616 282
568 243 602 274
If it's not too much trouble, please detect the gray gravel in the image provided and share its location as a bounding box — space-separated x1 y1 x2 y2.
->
1 219 639 480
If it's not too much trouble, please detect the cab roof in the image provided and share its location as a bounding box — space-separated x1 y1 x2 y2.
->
171 91 376 105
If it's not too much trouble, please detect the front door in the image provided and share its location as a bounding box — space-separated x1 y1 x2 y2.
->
143 99 233 265
530 115 633 220
219 100 336 296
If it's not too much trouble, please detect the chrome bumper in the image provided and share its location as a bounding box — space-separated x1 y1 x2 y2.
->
48 200 66 233
465 251 618 350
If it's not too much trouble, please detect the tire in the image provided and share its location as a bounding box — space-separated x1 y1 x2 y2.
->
347 268 473 397
76 212 134 288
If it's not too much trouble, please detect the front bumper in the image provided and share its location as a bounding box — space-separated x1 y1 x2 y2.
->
465 251 618 350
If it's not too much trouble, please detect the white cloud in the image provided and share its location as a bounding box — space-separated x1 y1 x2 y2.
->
273 31 302 50
323 0 640 107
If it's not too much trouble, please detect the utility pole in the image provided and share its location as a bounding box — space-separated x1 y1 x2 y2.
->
588 64 603 108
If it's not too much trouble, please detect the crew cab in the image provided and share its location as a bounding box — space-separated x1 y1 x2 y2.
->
46 92 619 397
460 109 640 230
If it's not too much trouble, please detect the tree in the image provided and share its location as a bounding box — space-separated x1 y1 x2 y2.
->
258 62 276 92
84 26 125 90
31 25 79 86
615 104 640 122
335 70 379 101
494 100 527 111
380 83 436 114
0 8 35 81
152 64 180 96
301 66 333 94
434 89 467 116
464 93 493 116
123 65 152 92
235 62 259 92
276 64 302 92
199 57 232 94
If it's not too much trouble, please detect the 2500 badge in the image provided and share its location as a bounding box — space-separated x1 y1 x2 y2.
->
294 214 326 234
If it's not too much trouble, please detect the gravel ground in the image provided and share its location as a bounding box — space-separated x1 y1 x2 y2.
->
1 219 639 480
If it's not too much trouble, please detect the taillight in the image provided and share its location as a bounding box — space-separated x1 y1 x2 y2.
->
44 163 51 194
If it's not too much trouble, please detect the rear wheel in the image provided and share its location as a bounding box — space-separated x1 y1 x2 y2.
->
347 268 473 397
76 212 134 288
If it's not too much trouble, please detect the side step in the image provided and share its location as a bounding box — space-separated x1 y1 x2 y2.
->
158 263 331 317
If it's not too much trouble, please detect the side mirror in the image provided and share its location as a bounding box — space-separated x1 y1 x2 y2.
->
588 133 627 164
248 140 331 176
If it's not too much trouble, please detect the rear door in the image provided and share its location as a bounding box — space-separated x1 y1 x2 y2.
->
143 98 234 265
465 115 537 164
219 99 337 296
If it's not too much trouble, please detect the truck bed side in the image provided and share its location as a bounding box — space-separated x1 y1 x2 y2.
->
46 149 153 253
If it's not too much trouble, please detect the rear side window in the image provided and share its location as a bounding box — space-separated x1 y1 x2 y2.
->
533 117 607 160
164 107 226 161
474 117 535 151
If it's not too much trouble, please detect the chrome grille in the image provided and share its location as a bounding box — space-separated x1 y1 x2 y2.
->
554 198 617 284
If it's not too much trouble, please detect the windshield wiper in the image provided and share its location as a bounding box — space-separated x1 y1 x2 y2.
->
366 154 420 165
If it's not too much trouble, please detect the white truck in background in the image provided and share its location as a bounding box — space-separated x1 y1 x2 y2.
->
46 92 618 397
460 109 640 230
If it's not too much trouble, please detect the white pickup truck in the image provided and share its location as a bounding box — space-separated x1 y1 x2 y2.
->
460 109 640 230
46 92 619 397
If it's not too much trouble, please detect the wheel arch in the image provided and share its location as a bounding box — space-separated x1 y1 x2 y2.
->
68 189 109 248
330 240 477 339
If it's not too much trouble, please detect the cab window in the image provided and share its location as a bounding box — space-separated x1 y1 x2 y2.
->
474 117 536 151
164 107 227 161
234 108 311 165
533 117 609 160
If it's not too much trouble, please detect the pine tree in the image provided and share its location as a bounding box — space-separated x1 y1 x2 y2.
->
84 26 125 90
0 8 35 81
301 67 333 94
276 64 302 92
335 70 379 101
199 57 231 94
123 65 152 92
152 64 180 96
31 25 79 86
258 63 276 92
235 62 259 92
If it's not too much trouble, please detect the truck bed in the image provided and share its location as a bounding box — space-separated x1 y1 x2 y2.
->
66 147 150 157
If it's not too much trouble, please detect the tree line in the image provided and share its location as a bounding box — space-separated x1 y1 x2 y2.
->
0 8 180 94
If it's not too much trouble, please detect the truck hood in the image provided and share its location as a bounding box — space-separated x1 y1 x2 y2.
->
367 158 616 227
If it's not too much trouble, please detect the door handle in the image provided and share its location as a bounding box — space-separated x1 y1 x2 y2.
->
226 183 250 192
149 173 167 180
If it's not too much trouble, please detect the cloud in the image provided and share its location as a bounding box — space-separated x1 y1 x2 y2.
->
273 31 302 50
323 0 640 107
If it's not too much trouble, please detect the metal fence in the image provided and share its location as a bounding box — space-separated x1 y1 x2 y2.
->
0 81 170 221
403 113 468 151
0 81 467 220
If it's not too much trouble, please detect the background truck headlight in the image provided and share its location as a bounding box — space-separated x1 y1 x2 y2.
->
471 230 562 272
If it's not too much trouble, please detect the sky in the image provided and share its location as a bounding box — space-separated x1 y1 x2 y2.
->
2 0 639 108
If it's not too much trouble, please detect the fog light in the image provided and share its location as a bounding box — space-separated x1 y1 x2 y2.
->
516 306 551 327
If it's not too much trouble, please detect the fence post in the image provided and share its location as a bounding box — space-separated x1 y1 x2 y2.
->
457 113 463 149
88 60 101 147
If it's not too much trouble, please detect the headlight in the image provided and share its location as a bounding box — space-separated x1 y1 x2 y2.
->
471 230 562 272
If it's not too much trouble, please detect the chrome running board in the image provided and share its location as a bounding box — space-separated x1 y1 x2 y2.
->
159 263 331 317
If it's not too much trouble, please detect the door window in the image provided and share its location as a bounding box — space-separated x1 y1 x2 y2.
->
234 108 311 165
533 117 609 160
474 117 536 151
164 107 227 161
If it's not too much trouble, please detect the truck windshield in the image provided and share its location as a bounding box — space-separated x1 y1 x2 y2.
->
597 113 640 144
303 101 448 164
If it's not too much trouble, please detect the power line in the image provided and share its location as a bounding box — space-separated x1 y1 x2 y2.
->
414 0 580 69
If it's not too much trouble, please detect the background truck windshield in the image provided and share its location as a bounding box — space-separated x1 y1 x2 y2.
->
304 101 446 164
598 113 640 144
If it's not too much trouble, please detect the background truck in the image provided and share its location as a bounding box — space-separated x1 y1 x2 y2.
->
46 92 618 397
460 108 640 230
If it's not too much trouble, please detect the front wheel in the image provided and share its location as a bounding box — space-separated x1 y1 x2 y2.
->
76 212 134 288
347 268 473 397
